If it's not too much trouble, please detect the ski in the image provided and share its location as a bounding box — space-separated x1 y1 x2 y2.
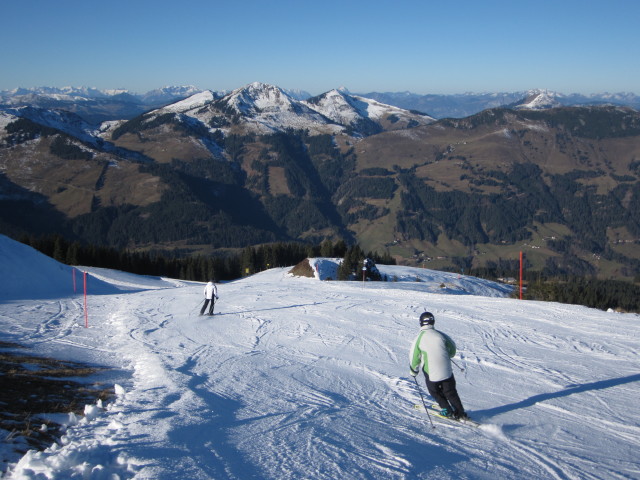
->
413 404 481 427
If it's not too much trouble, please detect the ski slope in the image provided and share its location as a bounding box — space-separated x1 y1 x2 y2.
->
1 235 639 479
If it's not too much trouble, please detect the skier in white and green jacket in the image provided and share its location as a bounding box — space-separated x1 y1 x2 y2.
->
409 312 468 420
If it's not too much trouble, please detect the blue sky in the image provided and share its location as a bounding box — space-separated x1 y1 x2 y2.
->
2 0 638 95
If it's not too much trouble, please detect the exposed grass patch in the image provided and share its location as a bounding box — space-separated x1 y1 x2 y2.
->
289 258 314 278
0 343 114 471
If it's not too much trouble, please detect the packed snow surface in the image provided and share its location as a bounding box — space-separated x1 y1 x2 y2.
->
1 235 639 479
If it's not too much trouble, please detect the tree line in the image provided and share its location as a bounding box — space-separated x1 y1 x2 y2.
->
451 257 640 313
14 234 639 312
525 277 640 313
18 235 395 283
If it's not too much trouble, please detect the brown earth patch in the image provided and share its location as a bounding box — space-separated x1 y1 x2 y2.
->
288 258 314 278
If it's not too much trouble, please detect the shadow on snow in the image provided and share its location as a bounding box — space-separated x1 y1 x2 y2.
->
474 373 640 419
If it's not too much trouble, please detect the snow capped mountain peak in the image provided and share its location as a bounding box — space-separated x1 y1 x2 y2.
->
303 89 434 133
118 82 435 137
204 82 344 134
226 82 297 114
140 85 203 104
0 86 106 103
0 85 202 108
514 89 564 110
17 86 118 98
103 88 130 96
304 89 364 123
154 85 200 95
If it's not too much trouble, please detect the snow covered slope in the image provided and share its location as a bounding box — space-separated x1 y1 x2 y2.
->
156 90 217 114
1 235 639 479
2 106 101 144
304 89 434 133
0 235 122 300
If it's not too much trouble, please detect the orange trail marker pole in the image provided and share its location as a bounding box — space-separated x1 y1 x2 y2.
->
83 271 88 327
519 251 523 300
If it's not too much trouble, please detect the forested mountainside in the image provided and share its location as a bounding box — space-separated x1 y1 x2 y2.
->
1 83 639 279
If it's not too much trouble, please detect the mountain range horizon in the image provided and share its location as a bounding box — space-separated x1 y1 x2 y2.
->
2 83 639 97
3 82 639 123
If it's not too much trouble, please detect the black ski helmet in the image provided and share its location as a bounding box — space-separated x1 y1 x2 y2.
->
419 312 435 326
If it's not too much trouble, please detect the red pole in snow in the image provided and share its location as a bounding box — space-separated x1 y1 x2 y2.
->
83 271 88 327
519 251 523 300
72 268 76 293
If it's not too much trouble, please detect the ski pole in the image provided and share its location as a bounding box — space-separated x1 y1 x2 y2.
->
412 376 435 429
451 359 464 372
190 299 205 315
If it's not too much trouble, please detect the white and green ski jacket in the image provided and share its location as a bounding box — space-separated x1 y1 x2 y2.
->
409 325 456 382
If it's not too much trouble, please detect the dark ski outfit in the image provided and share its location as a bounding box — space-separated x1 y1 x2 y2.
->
409 322 466 418
200 280 218 315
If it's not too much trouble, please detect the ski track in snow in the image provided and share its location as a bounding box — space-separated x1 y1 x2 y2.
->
1 252 640 479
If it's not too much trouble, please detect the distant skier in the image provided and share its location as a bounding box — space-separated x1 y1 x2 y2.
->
409 312 469 420
200 279 218 316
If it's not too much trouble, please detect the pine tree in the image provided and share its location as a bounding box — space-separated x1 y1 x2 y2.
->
338 245 363 280
66 242 80 265
333 240 347 257
52 236 66 263
320 239 334 257
241 246 257 276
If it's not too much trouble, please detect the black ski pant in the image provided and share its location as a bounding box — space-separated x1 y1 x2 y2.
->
200 298 215 315
424 373 465 414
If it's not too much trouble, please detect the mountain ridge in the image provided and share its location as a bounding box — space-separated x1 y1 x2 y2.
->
1 83 640 280
3 84 639 122
107 82 433 138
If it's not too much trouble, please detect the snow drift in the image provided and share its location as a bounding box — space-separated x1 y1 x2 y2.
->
0 235 122 300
